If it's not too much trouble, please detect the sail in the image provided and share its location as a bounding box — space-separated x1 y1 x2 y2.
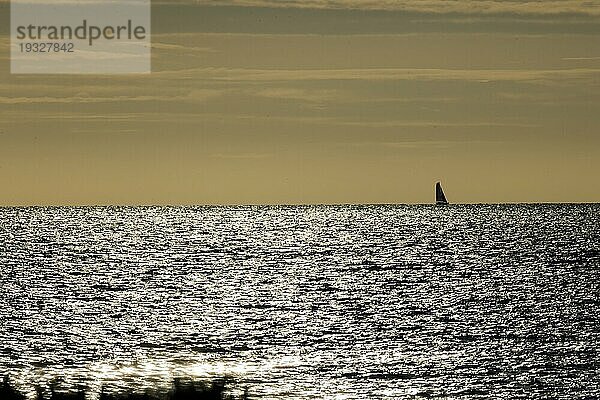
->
436 182 448 205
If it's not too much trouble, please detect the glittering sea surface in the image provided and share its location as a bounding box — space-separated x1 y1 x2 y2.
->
1 205 599 399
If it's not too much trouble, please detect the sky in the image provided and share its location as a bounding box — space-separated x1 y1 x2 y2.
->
1 0 599 205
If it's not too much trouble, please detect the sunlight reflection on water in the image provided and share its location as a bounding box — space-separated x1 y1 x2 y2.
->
0 205 599 399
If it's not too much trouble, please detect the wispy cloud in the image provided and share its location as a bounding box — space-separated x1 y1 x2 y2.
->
0 89 224 104
562 56 600 61
149 1 600 16
150 42 219 53
152 67 600 84
254 87 341 102
338 120 540 128
209 152 271 159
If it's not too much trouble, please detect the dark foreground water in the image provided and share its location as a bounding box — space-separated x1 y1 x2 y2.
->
0 205 599 399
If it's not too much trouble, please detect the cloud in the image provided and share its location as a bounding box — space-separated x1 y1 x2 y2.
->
4 1 600 37
147 1 600 16
15 0 600 16
562 56 600 61
6 0 146 4
0 95 179 104
150 42 219 53
254 87 341 102
152 67 600 85
338 120 540 128
0 87 226 105
209 152 271 159
348 140 460 149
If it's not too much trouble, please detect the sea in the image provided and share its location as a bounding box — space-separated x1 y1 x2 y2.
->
0 204 599 399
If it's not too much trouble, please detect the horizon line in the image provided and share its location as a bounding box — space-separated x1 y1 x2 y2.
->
0 201 598 208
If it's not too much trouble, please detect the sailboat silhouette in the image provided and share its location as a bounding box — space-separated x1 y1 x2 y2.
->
435 182 449 205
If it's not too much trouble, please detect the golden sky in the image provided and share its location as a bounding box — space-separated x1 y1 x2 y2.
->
1 0 599 204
